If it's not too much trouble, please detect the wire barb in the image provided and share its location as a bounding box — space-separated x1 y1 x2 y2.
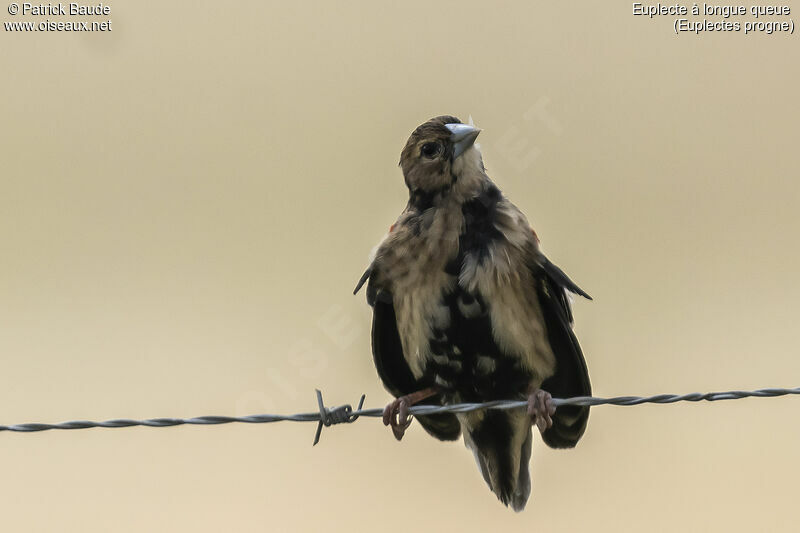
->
312 390 366 446
1 386 798 439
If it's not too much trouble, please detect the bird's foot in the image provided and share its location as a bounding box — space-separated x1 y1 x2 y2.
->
383 397 413 441
382 387 438 441
527 388 556 434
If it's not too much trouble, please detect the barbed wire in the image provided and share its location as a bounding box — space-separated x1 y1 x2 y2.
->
1 387 798 444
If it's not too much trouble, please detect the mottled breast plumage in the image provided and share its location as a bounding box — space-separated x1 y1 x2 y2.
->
370 182 555 402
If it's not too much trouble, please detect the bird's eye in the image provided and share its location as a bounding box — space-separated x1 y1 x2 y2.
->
420 142 441 159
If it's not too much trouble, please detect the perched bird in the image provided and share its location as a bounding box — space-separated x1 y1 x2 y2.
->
354 116 591 511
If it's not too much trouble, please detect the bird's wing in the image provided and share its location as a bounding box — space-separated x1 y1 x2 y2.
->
355 267 461 441
532 253 592 449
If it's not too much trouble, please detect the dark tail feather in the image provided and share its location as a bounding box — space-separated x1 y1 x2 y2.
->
466 411 532 512
511 427 533 511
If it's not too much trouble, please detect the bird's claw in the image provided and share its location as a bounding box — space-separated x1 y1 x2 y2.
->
528 389 556 434
383 397 413 441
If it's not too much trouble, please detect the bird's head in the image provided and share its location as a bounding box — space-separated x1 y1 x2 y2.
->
399 115 482 194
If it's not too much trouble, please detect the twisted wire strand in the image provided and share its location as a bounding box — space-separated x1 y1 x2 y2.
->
1 386 798 435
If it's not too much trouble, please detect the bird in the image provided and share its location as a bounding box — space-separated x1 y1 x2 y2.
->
354 115 591 511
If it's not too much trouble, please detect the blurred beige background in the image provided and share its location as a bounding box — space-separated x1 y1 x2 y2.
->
1 1 799 531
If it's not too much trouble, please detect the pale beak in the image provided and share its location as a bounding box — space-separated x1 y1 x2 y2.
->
445 123 481 159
